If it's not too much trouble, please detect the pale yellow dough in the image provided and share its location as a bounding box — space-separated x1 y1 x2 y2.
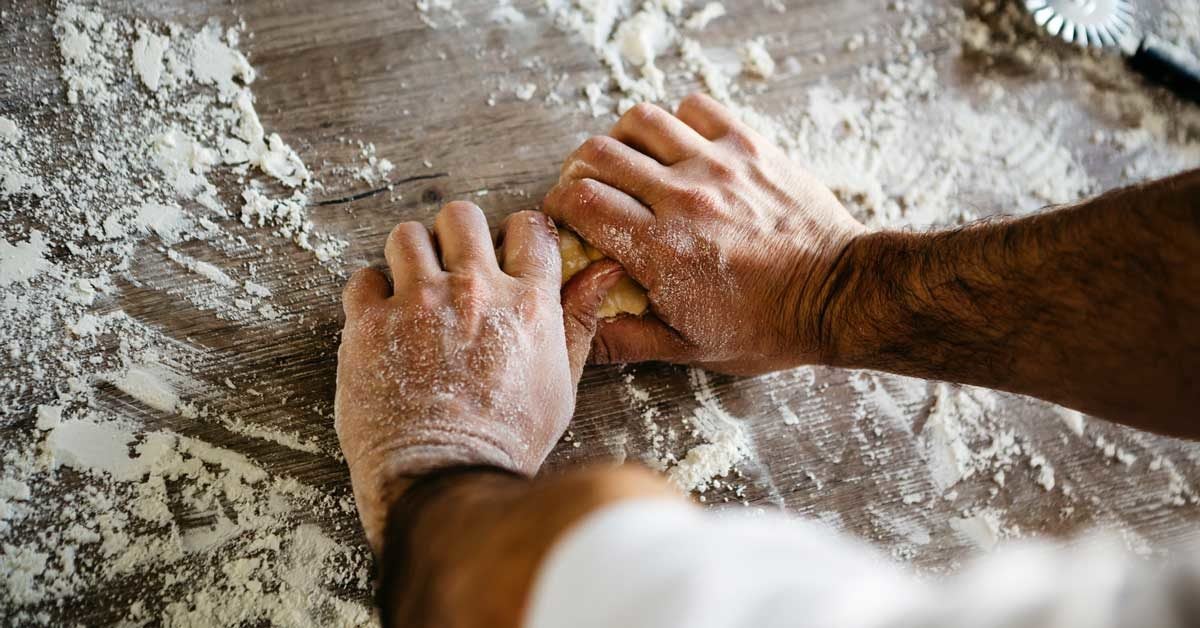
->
558 229 648 318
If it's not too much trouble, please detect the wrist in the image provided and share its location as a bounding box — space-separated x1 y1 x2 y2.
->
790 228 871 366
348 435 523 555
376 465 679 628
377 466 523 627
813 229 925 368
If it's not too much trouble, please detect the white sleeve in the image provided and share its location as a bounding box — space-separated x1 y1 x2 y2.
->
523 499 1200 628
523 499 926 628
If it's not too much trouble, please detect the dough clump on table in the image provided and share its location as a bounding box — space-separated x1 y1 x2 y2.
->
558 229 648 318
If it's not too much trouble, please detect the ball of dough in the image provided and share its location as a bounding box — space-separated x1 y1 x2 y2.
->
558 229 648 318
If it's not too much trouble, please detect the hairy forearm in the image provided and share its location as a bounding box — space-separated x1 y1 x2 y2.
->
377 465 677 628
820 169 1200 437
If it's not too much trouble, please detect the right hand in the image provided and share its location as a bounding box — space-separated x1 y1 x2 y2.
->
543 94 866 374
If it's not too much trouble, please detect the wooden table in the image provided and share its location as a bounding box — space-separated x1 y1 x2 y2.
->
3 0 1198 622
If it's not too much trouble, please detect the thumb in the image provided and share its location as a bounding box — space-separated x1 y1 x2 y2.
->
590 315 694 366
561 259 625 383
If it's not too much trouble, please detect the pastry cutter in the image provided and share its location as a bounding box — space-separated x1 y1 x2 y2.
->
1024 0 1200 103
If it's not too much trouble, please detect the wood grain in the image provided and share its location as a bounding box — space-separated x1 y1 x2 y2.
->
2 0 1198 622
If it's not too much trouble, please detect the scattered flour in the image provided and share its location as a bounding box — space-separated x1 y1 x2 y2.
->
549 0 680 108
950 508 1006 551
666 369 753 493
1055 406 1086 436
0 231 52 287
416 0 463 29
515 82 539 101
112 364 185 415
490 1 528 25
131 28 169 91
1029 454 1055 492
684 2 725 30
740 37 775 78
241 188 347 261
0 2 375 624
133 201 191 244
4 0 1199 621
0 116 21 142
921 384 1012 491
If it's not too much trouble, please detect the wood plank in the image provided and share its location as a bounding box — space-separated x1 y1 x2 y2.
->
2 0 1198 623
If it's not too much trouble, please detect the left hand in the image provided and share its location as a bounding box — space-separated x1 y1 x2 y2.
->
334 202 622 553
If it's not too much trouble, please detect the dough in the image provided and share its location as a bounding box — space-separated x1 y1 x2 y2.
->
558 229 648 318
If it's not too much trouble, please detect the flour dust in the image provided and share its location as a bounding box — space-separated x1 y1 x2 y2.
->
1 2 371 625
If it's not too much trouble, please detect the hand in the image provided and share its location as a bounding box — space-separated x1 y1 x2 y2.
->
335 202 623 553
543 93 867 374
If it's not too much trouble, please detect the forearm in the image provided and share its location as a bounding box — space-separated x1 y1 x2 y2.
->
820 169 1200 437
376 465 677 628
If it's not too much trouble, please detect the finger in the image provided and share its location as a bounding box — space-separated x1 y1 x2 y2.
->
542 178 656 284
433 201 499 272
342 267 391 318
499 210 560 284
674 93 740 140
384 222 441 286
611 102 708 165
560 135 670 208
561 260 625 382
589 315 695 365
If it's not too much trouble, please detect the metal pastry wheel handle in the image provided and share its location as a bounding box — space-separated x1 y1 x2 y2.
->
1025 0 1200 104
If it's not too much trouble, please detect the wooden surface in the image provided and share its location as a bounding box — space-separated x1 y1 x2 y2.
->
3 0 1200 621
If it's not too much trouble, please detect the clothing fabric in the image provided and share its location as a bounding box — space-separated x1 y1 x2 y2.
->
524 499 1198 628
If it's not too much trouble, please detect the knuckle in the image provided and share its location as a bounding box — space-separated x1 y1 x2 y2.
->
726 131 761 158
407 283 441 309
544 182 567 209
590 334 614 364
345 267 370 291
343 270 373 301
566 178 602 206
567 308 597 337
577 135 615 166
559 158 587 184
518 286 551 317
674 185 720 211
706 160 737 183
447 272 486 296
678 93 706 114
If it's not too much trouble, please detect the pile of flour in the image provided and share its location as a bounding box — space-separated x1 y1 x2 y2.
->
0 2 372 625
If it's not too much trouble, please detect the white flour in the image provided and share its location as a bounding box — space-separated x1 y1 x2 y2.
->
684 2 725 31
740 37 775 79
0 230 52 287
131 29 170 92
0 116 21 142
666 369 753 493
1 2 370 624
3 0 1200 623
